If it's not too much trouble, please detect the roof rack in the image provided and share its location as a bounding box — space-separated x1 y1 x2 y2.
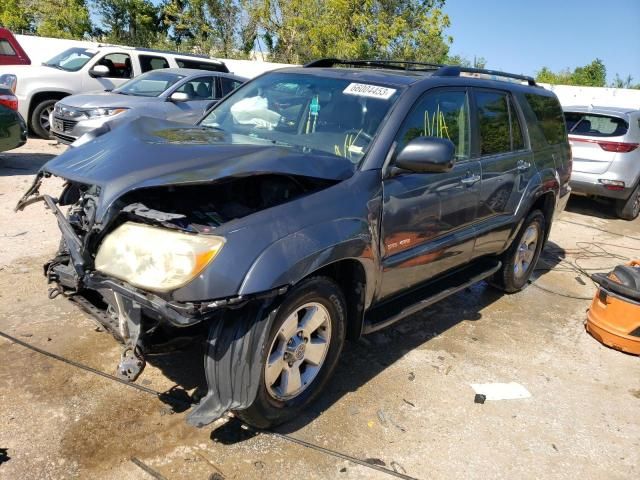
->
433 65 537 86
304 58 537 86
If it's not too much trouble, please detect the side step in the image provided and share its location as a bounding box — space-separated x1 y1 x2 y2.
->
363 258 502 334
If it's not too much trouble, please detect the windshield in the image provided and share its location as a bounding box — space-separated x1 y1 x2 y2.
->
200 72 400 164
114 71 186 97
43 47 97 72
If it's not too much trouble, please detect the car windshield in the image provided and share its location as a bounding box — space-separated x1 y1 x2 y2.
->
200 72 401 164
43 47 97 72
114 71 186 97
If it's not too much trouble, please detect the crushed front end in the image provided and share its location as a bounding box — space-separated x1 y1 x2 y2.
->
15 171 292 427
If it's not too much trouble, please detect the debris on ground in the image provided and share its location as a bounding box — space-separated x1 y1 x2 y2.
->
470 382 532 401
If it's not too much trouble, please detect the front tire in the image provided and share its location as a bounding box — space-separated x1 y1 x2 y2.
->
235 276 346 429
490 209 546 293
615 183 640 220
30 99 57 139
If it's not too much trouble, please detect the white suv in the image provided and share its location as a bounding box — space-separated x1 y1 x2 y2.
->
0 45 228 138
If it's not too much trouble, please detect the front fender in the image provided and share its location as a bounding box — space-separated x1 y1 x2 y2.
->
239 218 378 309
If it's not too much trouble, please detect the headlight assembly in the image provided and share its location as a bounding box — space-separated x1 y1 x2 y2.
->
84 107 128 119
95 222 225 292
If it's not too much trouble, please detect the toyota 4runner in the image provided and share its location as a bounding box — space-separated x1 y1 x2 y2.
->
16 59 571 428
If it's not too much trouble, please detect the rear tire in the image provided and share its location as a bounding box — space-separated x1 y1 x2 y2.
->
235 276 346 429
30 99 57 139
615 183 640 220
490 209 546 293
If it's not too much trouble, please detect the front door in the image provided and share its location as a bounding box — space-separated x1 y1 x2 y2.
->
379 88 481 300
84 52 133 92
164 76 219 123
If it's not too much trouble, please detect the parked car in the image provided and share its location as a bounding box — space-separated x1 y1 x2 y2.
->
564 106 640 220
0 45 228 138
0 28 30 66
17 60 571 429
51 68 247 145
0 86 27 152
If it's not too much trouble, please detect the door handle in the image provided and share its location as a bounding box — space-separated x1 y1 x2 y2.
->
517 160 531 172
460 173 481 186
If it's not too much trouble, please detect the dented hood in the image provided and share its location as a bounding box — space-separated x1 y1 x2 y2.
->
43 117 355 222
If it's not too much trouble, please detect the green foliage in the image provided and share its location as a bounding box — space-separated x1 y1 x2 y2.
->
247 0 452 64
446 54 486 69
93 0 164 47
33 0 92 39
610 73 640 90
536 59 606 87
0 0 36 34
1 0 452 62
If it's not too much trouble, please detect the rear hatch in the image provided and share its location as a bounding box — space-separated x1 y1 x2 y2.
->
565 111 633 174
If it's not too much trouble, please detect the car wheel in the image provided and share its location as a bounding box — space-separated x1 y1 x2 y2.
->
490 209 545 293
615 183 640 220
235 276 346 429
30 99 57 139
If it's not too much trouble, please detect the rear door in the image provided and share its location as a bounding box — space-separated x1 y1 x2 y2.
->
565 112 630 174
472 88 536 256
379 87 481 299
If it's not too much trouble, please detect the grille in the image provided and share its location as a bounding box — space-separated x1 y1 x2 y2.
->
53 115 78 133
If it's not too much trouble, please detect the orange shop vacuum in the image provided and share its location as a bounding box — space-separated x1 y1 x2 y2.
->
586 260 640 355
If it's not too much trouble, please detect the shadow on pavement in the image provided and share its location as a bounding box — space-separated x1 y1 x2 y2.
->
147 244 566 441
0 447 9 466
0 152 55 176
565 195 617 220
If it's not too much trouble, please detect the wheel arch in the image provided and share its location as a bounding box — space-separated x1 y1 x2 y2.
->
28 91 71 125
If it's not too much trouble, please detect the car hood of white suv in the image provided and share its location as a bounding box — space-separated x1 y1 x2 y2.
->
0 64 78 91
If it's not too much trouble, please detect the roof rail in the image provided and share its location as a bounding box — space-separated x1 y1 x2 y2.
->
304 58 443 72
95 44 220 61
433 65 537 86
304 58 537 86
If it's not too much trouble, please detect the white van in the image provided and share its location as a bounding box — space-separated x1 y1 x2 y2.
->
0 45 228 137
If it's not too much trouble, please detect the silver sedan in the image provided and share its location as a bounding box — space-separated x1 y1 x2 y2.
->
50 68 247 145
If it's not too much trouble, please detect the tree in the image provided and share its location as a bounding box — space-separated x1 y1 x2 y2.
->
94 0 163 47
31 0 92 39
447 54 486 69
247 0 452 64
0 0 35 33
536 59 606 87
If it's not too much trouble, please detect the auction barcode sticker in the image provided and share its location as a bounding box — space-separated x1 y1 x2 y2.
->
343 83 397 100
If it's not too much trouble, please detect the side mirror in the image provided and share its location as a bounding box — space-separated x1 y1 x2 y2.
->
395 137 456 173
89 65 110 78
169 92 190 102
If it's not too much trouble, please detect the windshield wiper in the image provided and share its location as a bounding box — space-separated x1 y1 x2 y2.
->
42 63 65 71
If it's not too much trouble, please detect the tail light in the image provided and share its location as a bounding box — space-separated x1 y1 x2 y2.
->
597 141 638 153
569 136 638 153
0 93 18 111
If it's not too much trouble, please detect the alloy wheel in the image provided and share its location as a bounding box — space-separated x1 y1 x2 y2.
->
514 224 539 280
265 302 332 401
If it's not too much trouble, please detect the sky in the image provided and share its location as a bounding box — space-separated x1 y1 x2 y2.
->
443 0 640 83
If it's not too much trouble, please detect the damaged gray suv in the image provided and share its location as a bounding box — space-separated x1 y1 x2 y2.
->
16 59 571 428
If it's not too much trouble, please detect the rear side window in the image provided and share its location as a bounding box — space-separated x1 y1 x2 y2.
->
564 112 628 137
476 91 527 155
524 94 566 144
220 77 243 96
175 58 226 72
140 55 169 73
396 89 471 160
0 40 16 56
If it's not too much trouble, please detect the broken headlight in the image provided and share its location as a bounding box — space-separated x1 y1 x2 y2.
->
95 222 224 292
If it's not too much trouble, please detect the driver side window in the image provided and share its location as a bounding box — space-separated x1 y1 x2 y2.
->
95 53 132 79
396 89 470 160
